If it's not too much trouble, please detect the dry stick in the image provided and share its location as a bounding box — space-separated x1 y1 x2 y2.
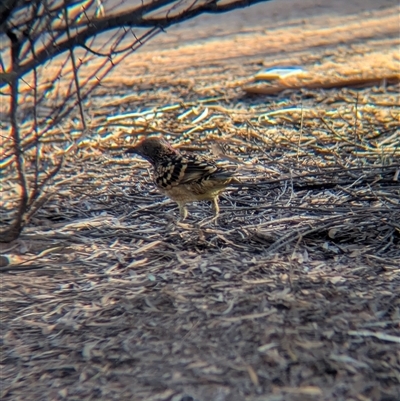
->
353 92 360 142
32 66 40 198
297 99 304 166
265 216 346 254
28 29 41 204
0 51 6 73
352 93 363 168
2 30 28 241
63 0 87 131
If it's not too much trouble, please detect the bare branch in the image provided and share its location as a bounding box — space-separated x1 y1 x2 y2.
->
1 28 27 241
1 0 271 242
63 0 87 130
1 0 271 86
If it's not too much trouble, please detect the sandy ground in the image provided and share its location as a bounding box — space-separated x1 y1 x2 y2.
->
1 1 400 401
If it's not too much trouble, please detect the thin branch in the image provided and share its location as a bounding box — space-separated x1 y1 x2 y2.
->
52 26 161 129
16 25 161 154
1 28 28 241
1 0 271 87
63 0 87 130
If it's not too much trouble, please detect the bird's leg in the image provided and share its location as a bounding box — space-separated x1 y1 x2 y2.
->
177 202 188 221
205 197 220 226
211 197 220 217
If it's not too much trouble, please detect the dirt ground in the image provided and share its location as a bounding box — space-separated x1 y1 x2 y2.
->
1 1 400 400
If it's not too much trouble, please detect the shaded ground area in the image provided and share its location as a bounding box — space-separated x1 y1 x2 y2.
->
1 1 400 400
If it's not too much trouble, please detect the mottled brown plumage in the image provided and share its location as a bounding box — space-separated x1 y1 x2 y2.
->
127 136 236 219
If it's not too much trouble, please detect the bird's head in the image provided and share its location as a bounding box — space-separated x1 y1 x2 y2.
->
126 136 178 164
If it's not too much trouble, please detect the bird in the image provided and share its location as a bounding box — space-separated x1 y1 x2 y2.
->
126 136 237 220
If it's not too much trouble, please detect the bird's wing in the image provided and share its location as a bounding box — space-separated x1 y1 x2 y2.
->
155 154 234 189
179 155 220 183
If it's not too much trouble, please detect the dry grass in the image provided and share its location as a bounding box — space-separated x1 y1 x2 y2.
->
1 3 400 401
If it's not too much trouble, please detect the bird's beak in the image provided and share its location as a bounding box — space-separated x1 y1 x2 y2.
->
126 144 141 155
